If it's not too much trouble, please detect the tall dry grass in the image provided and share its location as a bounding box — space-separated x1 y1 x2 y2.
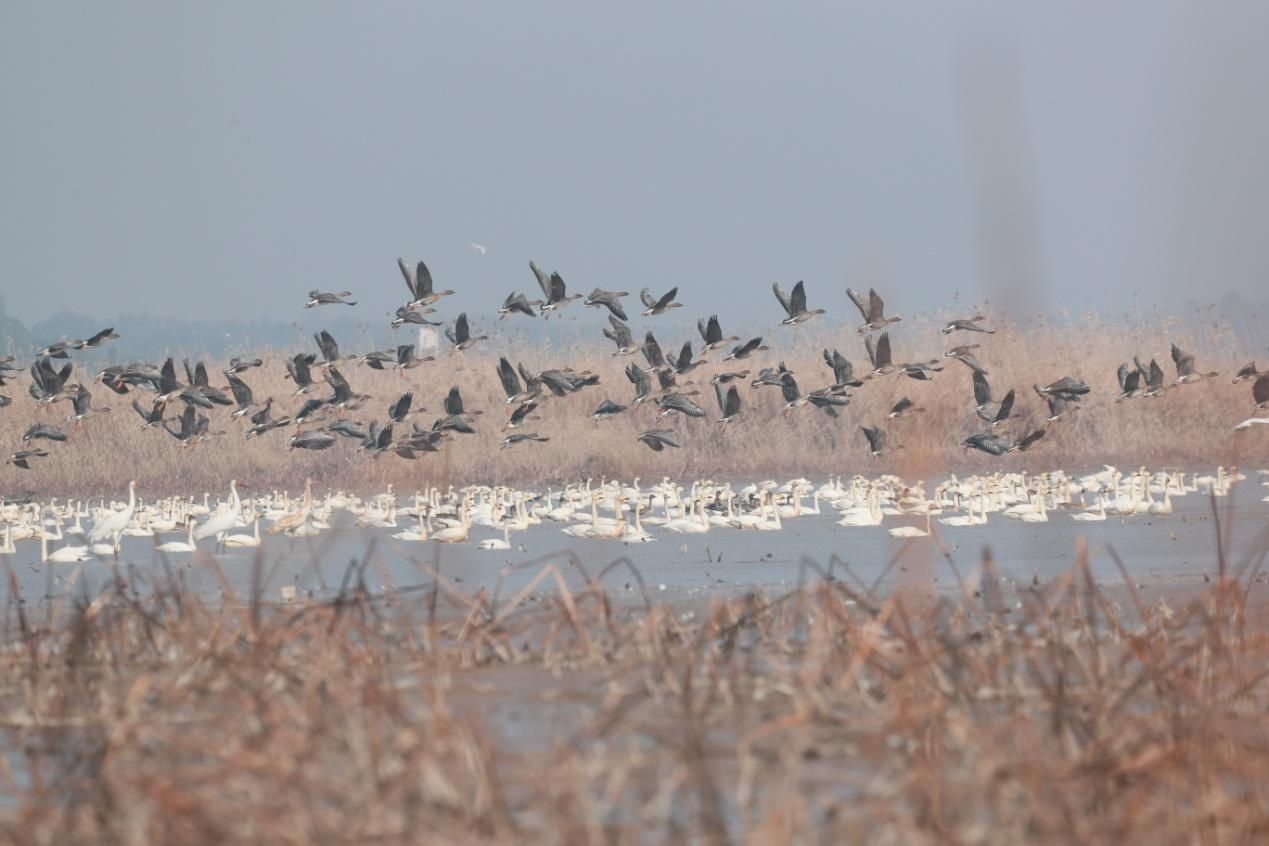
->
2 521 1268 842
1 308 1265 497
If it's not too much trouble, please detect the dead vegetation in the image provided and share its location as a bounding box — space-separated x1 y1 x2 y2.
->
2 520 1267 843
1 310 1265 497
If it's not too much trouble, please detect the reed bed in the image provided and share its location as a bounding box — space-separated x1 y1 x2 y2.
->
1 521 1267 843
1 309 1265 497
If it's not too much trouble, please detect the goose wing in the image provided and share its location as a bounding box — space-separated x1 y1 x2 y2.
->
315 330 339 362
779 372 801 404
867 289 886 322
497 357 521 398
389 391 413 421
226 374 253 407
790 280 808 314
772 282 793 317
995 389 1015 423
654 287 678 310
846 288 870 322
398 257 419 299
973 370 992 407
444 386 464 416
530 261 552 298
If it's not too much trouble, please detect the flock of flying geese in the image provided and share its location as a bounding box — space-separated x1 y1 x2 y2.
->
1 258 1267 477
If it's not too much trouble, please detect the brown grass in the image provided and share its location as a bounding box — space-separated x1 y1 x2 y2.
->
2 309 1266 497
2 522 1268 842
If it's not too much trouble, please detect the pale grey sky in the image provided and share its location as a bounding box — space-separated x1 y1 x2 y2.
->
2 1 1267 326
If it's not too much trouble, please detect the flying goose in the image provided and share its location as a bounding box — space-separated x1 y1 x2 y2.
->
398 258 454 308
539 270 583 315
225 357 264 375
972 371 1014 426
497 357 539 404
887 397 924 419
603 316 641 355
387 392 415 423
446 313 488 351
443 385 482 419
67 384 109 429
5 449 49 470
1133 356 1166 397
822 349 864 388
592 399 628 420
751 362 792 389
942 316 994 334
671 341 708 376
637 429 681 451
72 327 120 349
1170 343 1218 385
394 344 434 376
498 291 542 319
697 315 739 353
865 332 943 380
723 337 769 361
640 287 682 317
359 421 394 455
1233 361 1261 384
1034 377 1090 399
504 399 540 429
847 287 901 334
163 404 210 446
584 288 629 320
1115 363 1142 401
37 340 74 359
861 425 887 456
709 370 750 386
391 306 441 329
358 349 397 370
501 432 550 448
305 290 356 308
29 357 73 406
324 368 369 413
314 330 353 369
625 362 653 405
325 419 368 440
1010 428 1047 452
132 397 167 429
962 433 1009 456
715 383 742 424
285 353 319 395
655 392 707 418
23 422 68 443
1044 392 1081 422
226 374 266 419
773 280 825 326
945 345 988 374
641 331 669 373
289 431 337 450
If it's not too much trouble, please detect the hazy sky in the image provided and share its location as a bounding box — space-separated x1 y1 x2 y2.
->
2 1 1267 327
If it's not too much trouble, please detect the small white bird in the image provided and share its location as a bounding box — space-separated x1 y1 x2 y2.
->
469 242 487 255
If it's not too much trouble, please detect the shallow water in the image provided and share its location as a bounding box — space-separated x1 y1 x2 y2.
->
4 490 1265 607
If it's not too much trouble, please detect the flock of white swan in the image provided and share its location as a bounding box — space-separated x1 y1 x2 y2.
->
1 465 1264 563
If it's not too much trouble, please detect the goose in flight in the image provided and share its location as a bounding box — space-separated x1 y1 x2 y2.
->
1010 428 1047 452
37 340 74 359
887 397 924 420
398 258 454 308
861 425 887 456
246 400 290 437
539 271 583 315
29 357 73 406
1233 361 1261 384
640 287 682 317
501 432 550 448
1034 377 1090 399
1115 363 1143 401
226 374 267 419
751 362 792 389
1134 356 1166 397
823 349 864 388
865 332 943 380
391 305 441 329
289 431 337 451
1170 343 1218 385
358 350 397 370
592 399 628 420
972 371 1014 427
305 290 356 308
640 331 669 374
23 422 69 443
67 384 109 429
71 327 120 350
1253 372 1269 409
723 337 769 361
715 383 742 424
325 419 367 440
387 391 415 423
325 368 369 413
962 432 1010 456
671 341 708 376
637 429 680 451
285 353 320 395
773 281 825 326
602 316 640 356
942 316 994 334
847 287 901 334
1044 392 1081 422
314 330 354 370
697 315 739 353
225 357 263 375
625 362 653 405
394 344 434 376
780 372 849 417
709 369 750 386
5 448 49 470
505 399 540 429
498 291 542 319
655 392 707 419
497 357 539 404
945 344 988 375
446 313 488 351
584 288 629 320
163 404 210 446
131 397 167 429
443 385 482 421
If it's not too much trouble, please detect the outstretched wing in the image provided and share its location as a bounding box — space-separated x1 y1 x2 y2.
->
654 287 678 310
868 289 886 322
639 288 656 308
973 370 992 407
790 280 808 315
772 283 793 317
397 257 418 299
529 262 552 298
846 288 870 322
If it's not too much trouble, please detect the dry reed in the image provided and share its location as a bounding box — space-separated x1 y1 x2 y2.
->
1 309 1265 497
2 518 1268 843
